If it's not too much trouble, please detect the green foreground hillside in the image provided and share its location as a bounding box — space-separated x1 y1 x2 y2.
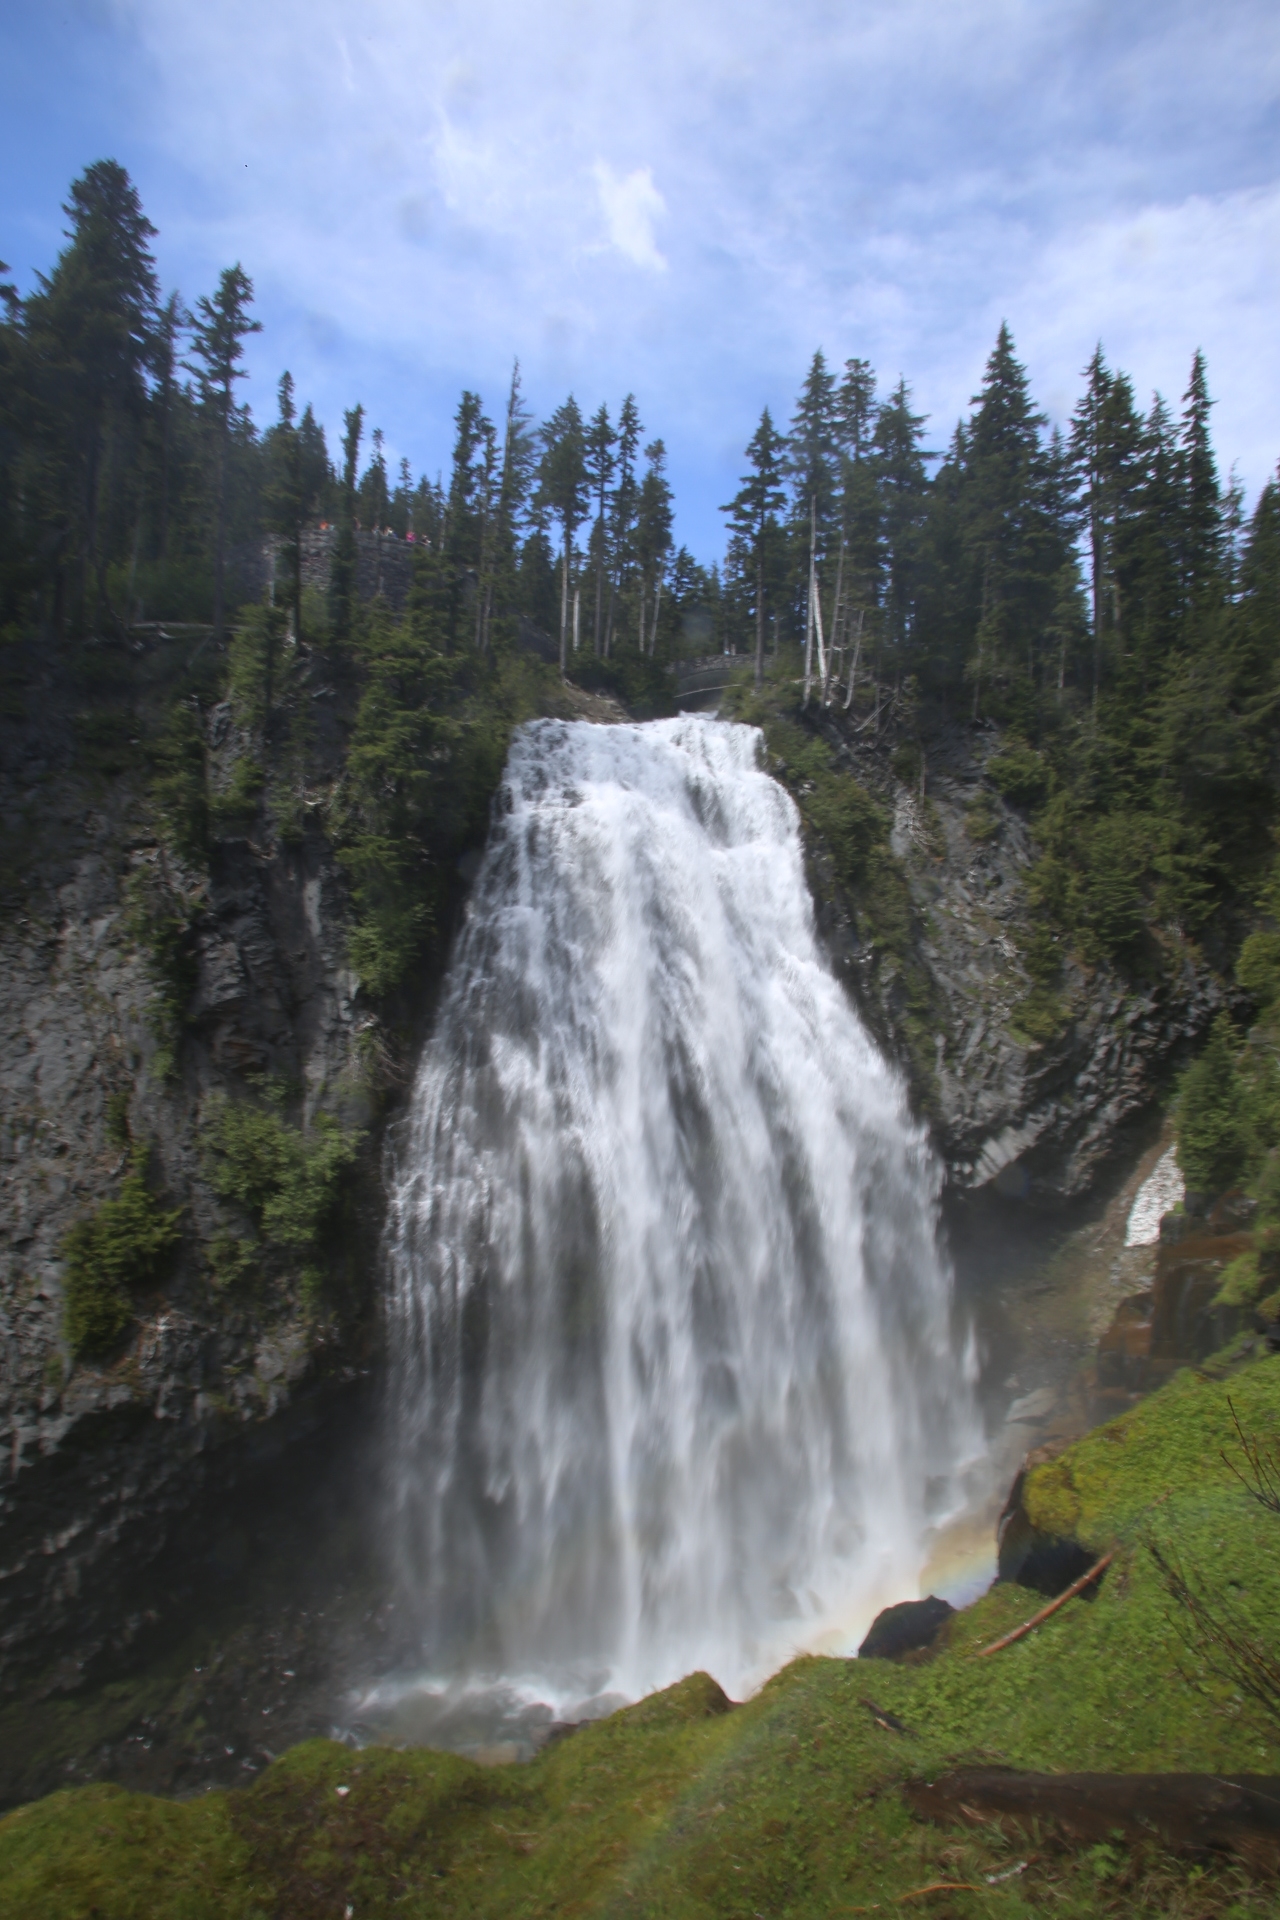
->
5 1356 1280 1919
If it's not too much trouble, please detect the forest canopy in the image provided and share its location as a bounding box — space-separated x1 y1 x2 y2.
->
2 160 1279 1012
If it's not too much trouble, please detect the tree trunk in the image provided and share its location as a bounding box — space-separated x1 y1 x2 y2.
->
559 541 568 677
826 538 845 707
813 557 828 695
594 536 604 656
213 416 227 645
649 571 662 656
754 554 764 693
293 521 303 647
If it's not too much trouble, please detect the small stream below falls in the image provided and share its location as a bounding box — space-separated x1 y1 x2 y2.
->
0 717 1171 1806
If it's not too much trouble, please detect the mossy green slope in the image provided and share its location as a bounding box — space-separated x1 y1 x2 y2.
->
6 1360 1280 1918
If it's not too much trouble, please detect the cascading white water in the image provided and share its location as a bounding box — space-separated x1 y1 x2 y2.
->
385 714 977 1701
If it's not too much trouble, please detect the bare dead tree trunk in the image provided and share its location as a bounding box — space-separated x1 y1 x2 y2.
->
559 542 568 677
803 501 815 708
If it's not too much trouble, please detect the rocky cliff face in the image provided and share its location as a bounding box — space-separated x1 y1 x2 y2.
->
0 630 384 1689
804 705 1225 1203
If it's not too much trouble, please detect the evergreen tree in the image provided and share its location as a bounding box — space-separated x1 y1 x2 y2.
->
722 407 786 690
835 357 881 629
636 439 673 656
331 403 363 642
482 361 536 652
149 291 184 569
1179 349 1223 606
873 379 930 661
359 426 390 531
20 160 160 633
786 349 839 546
606 394 642 656
584 403 616 656
959 323 1062 711
785 350 840 634
1128 394 1183 684
186 263 261 641
266 371 305 647
536 397 588 674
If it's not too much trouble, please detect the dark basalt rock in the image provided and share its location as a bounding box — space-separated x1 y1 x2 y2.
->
858 1594 955 1662
802 702 1229 1203
996 1445 1096 1596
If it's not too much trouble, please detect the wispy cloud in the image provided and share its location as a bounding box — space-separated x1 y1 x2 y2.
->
594 163 667 272
2 0 1277 555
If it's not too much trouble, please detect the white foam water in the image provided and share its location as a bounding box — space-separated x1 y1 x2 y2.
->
384 715 978 1701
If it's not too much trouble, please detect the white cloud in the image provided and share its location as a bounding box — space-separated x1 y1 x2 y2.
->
594 163 668 272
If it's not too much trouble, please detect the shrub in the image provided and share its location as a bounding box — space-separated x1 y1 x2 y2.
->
61 1148 181 1359
204 1089 360 1280
1176 1013 1247 1197
122 859 202 1079
149 700 208 859
1238 930 1280 1011
986 737 1051 809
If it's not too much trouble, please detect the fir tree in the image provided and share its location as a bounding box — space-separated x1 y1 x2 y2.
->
636 440 673 656
874 378 929 660
331 403 363 642
186 263 261 642
1180 349 1223 606
21 160 160 632
606 394 642 656
584 403 616 656
723 408 786 690
536 397 588 674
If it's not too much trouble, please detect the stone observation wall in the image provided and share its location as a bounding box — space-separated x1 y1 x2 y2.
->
260 526 421 612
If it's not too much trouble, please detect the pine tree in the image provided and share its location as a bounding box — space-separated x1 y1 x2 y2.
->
835 358 881 630
874 379 930 660
266 370 305 647
21 160 160 632
331 403 363 642
785 350 840 631
476 362 536 653
536 397 588 674
960 323 1061 711
636 440 673 657
187 263 261 642
1179 349 1223 606
605 394 642 656
583 404 616 656
359 426 390 531
786 350 839 542
150 291 184 567
1069 347 1155 704
1128 394 1182 684
722 408 786 690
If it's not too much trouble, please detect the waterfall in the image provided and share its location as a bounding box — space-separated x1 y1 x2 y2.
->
385 715 977 1701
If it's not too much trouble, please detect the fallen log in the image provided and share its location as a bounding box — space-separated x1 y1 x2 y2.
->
860 1696 910 1735
905 1769 1280 1870
973 1551 1114 1656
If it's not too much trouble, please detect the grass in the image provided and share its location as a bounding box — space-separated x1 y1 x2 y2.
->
5 1356 1280 1916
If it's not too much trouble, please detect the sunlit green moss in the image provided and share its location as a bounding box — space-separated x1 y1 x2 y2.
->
8 1358 1280 1916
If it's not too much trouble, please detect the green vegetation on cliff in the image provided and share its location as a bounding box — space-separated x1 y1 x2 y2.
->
60 1146 181 1358
6 1356 1280 1916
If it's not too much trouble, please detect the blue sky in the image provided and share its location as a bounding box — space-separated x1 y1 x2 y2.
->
3 1 1278 562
